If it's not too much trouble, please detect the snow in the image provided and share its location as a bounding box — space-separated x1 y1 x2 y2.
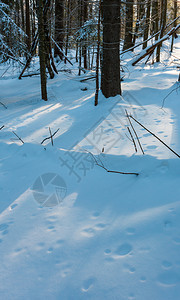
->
0 39 180 299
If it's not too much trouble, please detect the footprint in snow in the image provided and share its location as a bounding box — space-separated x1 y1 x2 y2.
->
81 277 96 292
81 228 95 238
126 227 136 235
10 203 18 210
162 260 172 269
91 212 100 219
173 237 180 245
0 223 9 235
157 271 180 287
113 243 133 258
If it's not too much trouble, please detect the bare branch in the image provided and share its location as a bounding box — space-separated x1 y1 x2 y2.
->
41 128 59 145
84 149 139 176
129 115 180 159
125 110 144 154
12 131 24 144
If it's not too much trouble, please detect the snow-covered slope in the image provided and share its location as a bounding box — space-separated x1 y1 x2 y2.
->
0 40 180 299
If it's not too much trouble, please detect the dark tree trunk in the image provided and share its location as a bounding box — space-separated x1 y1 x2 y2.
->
123 0 134 50
171 0 177 52
82 0 88 69
143 0 151 49
36 0 47 101
54 0 64 59
101 0 121 98
25 0 31 52
156 0 167 62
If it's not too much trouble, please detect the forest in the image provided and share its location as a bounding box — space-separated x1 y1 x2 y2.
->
0 0 180 299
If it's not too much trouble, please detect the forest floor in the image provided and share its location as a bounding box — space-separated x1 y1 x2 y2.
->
0 39 180 300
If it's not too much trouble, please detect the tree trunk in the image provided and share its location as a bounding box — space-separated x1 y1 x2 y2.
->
143 0 151 49
25 0 31 52
171 0 177 52
123 0 134 50
36 0 47 101
156 0 167 62
101 0 121 98
54 0 64 59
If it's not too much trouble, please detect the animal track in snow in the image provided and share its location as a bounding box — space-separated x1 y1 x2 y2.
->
81 277 96 292
0 223 9 235
113 243 133 258
126 227 136 235
157 271 180 287
173 237 180 245
81 227 95 238
162 260 172 269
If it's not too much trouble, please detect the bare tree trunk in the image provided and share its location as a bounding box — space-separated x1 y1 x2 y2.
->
123 0 134 50
143 0 151 49
54 0 64 59
101 0 121 98
25 0 31 52
36 0 47 101
82 0 88 69
156 0 167 62
171 0 177 52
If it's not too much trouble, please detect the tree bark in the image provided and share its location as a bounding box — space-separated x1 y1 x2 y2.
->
36 0 47 101
101 0 121 98
54 0 64 59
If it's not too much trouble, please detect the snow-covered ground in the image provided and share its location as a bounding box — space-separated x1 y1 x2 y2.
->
0 40 180 299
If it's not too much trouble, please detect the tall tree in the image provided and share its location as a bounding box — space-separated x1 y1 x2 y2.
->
156 0 167 62
36 0 47 101
54 0 64 59
123 0 134 50
101 0 121 98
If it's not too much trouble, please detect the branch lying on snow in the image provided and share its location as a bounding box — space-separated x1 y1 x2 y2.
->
0 101 7 109
128 114 180 159
80 76 96 82
12 131 24 144
125 109 144 155
41 128 59 145
131 24 180 66
84 149 139 176
0 125 4 130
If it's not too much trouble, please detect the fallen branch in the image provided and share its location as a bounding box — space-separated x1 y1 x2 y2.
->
127 126 137 153
129 115 180 158
41 128 59 145
51 36 73 66
84 149 139 176
125 109 144 154
0 101 7 109
12 131 24 144
132 24 180 66
80 76 96 82
120 16 180 55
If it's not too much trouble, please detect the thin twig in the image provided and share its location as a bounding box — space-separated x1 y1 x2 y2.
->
84 149 139 176
127 126 137 152
12 131 24 144
0 125 4 130
49 127 53 146
161 83 180 108
41 128 59 145
129 115 180 159
125 110 144 155
0 101 7 109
